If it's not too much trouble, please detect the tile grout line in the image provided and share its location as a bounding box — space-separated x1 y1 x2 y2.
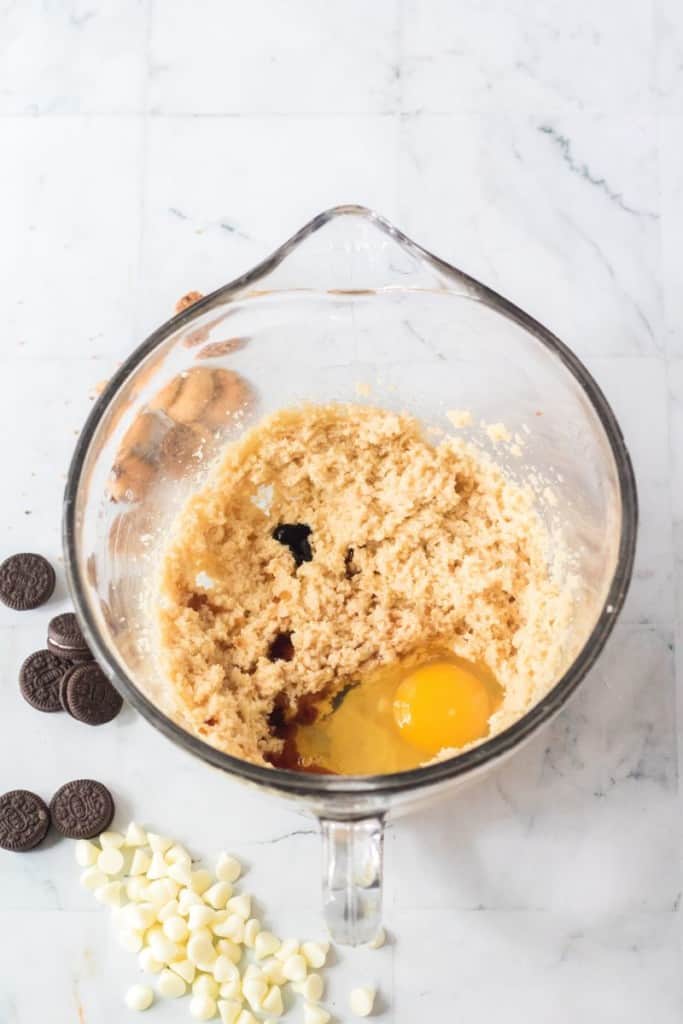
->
658 92 683 919
0 108 672 120
395 0 407 224
0 109 403 119
657 103 682 863
665 360 683 921
132 0 154 343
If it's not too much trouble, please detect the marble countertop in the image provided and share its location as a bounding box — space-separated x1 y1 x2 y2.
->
1 1 681 1021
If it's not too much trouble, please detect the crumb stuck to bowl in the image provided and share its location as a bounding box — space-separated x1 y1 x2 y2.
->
174 290 204 314
156 403 575 771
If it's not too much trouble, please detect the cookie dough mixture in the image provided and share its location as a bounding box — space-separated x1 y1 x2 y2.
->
157 404 573 768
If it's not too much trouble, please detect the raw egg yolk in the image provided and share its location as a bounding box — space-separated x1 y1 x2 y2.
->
393 660 492 755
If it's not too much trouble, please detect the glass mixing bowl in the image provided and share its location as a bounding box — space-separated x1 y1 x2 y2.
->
64 205 637 944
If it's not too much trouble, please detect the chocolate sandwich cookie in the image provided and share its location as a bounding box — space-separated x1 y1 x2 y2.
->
50 779 114 839
59 668 72 713
47 612 91 662
0 789 50 851
19 649 66 713
62 662 123 725
0 553 55 610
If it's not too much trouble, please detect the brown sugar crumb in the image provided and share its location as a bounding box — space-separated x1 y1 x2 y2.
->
149 367 253 429
108 452 155 503
157 404 573 767
196 338 247 360
158 422 209 479
175 290 204 314
446 409 472 429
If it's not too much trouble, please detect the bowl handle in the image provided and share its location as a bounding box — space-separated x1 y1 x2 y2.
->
319 815 384 946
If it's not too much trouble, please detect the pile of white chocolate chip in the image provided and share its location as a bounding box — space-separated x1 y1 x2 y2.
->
76 822 383 1021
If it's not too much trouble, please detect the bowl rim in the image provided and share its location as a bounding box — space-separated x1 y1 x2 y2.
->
63 204 638 799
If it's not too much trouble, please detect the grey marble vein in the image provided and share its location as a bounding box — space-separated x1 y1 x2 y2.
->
538 124 658 219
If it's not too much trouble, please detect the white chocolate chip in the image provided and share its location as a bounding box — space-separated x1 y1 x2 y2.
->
168 861 193 886
350 986 376 1017
124 903 157 931
213 913 244 943
146 926 180 964
254 931 280 959
178 887 204 914
275 939 299 962
74 839 99 867
215 854 241 883
130 849 152 876
189 994 217 1020
138 948 164 974
191 869 214 895
216 939 242 965
146 852 169 880
243 918 260 948
189 905 217 930
94 881 123 907
303 1004 330 1024
226 894 250 920
219 977 242 1000
218 998 242 1024
157 968 186 998
189 925 214 947
170 959 196 984
126 877 146 901
145 879 177 907
261 985 284 1017
97 847 124 876
165 843 191 865
243 976 267 1011
235 1011 257 1024
166 879 181 899
210 913 231 938
147 832 173 854
163 915 189 943
282 954 307 982
165 872 181 897
141 880 163 903
261 958 286 985
155 938 182 965
80 867 107 891
204 881 233 909
295 974 324 1002
213 955 239 983
119 929 144 953
188 931 217 970
368 927 385 950
193 974 219 998
124 983 154 1012
124 821 147 847
301 941 328 969
99 830 125 849
157 899 180 923
210 906 228 930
